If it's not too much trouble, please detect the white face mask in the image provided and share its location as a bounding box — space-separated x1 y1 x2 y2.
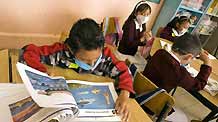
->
136 15 149 25
143 16 149 24
181 28 188 35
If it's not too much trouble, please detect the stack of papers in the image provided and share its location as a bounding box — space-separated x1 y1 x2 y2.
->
160 40 172 52
185 65 218 96
204 78 218 96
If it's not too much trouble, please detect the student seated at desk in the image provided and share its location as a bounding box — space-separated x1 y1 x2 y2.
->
142 33 212 93
118 1 153 56
160 16 191 42
20 18 133 122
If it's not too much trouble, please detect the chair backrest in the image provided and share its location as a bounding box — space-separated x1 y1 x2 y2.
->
134 72 175 120
9 49 23 83
0 49 10 83
156 27 164 37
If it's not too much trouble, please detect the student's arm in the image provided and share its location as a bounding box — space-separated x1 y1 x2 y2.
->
23 43 66 72
123 21 146 47
178 64 212 91
104 47 133 121
179 50 212 91
103 47 134 93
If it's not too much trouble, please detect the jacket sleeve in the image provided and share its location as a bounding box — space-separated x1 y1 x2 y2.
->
178 64 212 91
23 43 66 72
104 47 135 93
123 21 146 47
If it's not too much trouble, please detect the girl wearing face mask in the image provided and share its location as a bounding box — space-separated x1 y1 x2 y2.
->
118 1 153 56
160 16 191 42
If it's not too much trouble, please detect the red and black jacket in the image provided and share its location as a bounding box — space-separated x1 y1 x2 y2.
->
20 43 135 94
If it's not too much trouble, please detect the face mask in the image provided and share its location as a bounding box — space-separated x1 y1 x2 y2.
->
74 58 93 71
136 15 148 25
74 53 102 71
143 16 149 24
181 28 188 35
181 63 188 67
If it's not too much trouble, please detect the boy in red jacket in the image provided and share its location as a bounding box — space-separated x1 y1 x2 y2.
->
20 18 134 121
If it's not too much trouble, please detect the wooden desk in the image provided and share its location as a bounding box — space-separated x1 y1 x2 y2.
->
190 59 218 122
150 38 218 121
0 49 9 83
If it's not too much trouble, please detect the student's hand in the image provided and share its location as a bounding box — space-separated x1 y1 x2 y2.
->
199 50 211 66
144 31 152 41
115 90 130 122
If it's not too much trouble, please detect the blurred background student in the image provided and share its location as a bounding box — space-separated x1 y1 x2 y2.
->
118 1 153 57
160 16 191 42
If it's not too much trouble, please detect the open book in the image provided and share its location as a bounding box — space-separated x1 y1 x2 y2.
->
14 62 120 122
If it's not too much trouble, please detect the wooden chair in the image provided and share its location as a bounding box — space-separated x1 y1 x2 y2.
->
9 49 23 83
133 72 175 122
0 49 10 83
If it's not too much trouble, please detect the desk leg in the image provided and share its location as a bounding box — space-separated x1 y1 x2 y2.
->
203 108 218 122
189 91 218 122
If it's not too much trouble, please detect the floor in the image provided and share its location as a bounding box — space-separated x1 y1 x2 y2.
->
165 87 217 122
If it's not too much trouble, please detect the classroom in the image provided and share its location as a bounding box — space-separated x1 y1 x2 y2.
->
0 0 218 122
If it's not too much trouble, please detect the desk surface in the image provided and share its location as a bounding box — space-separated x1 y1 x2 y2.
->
191 59 218 106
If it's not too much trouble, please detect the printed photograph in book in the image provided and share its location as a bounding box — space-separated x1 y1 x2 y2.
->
25 70 69 95
9 97 41 122
68 83 115 109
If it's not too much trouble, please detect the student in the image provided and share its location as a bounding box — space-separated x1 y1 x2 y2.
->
160 16 191 42
118 1 153 56
142 33 212 93
20 18 133 121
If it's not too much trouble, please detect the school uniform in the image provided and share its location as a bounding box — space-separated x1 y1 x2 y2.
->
20 43 135 94
142 49 212 92
160 26 176 42
118 19 146 56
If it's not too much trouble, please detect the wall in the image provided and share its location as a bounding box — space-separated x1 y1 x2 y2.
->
0 0 164 48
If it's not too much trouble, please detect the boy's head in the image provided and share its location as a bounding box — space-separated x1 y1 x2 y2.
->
65 18 104 66
172 33 202 65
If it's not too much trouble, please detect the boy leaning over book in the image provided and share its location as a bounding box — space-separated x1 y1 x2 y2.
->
19 18 134 122
143 33 212 93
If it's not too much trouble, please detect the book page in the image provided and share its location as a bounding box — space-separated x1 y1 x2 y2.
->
0 84 79 122
160 40 172 52
67 80 118 117
16 62 77 108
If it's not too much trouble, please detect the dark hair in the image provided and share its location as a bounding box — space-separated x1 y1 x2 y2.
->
65 18 104 53
127 1 151 20
167 16 191 29
172 33 202 56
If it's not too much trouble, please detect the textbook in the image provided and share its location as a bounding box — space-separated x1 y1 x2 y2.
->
10 62 120 122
